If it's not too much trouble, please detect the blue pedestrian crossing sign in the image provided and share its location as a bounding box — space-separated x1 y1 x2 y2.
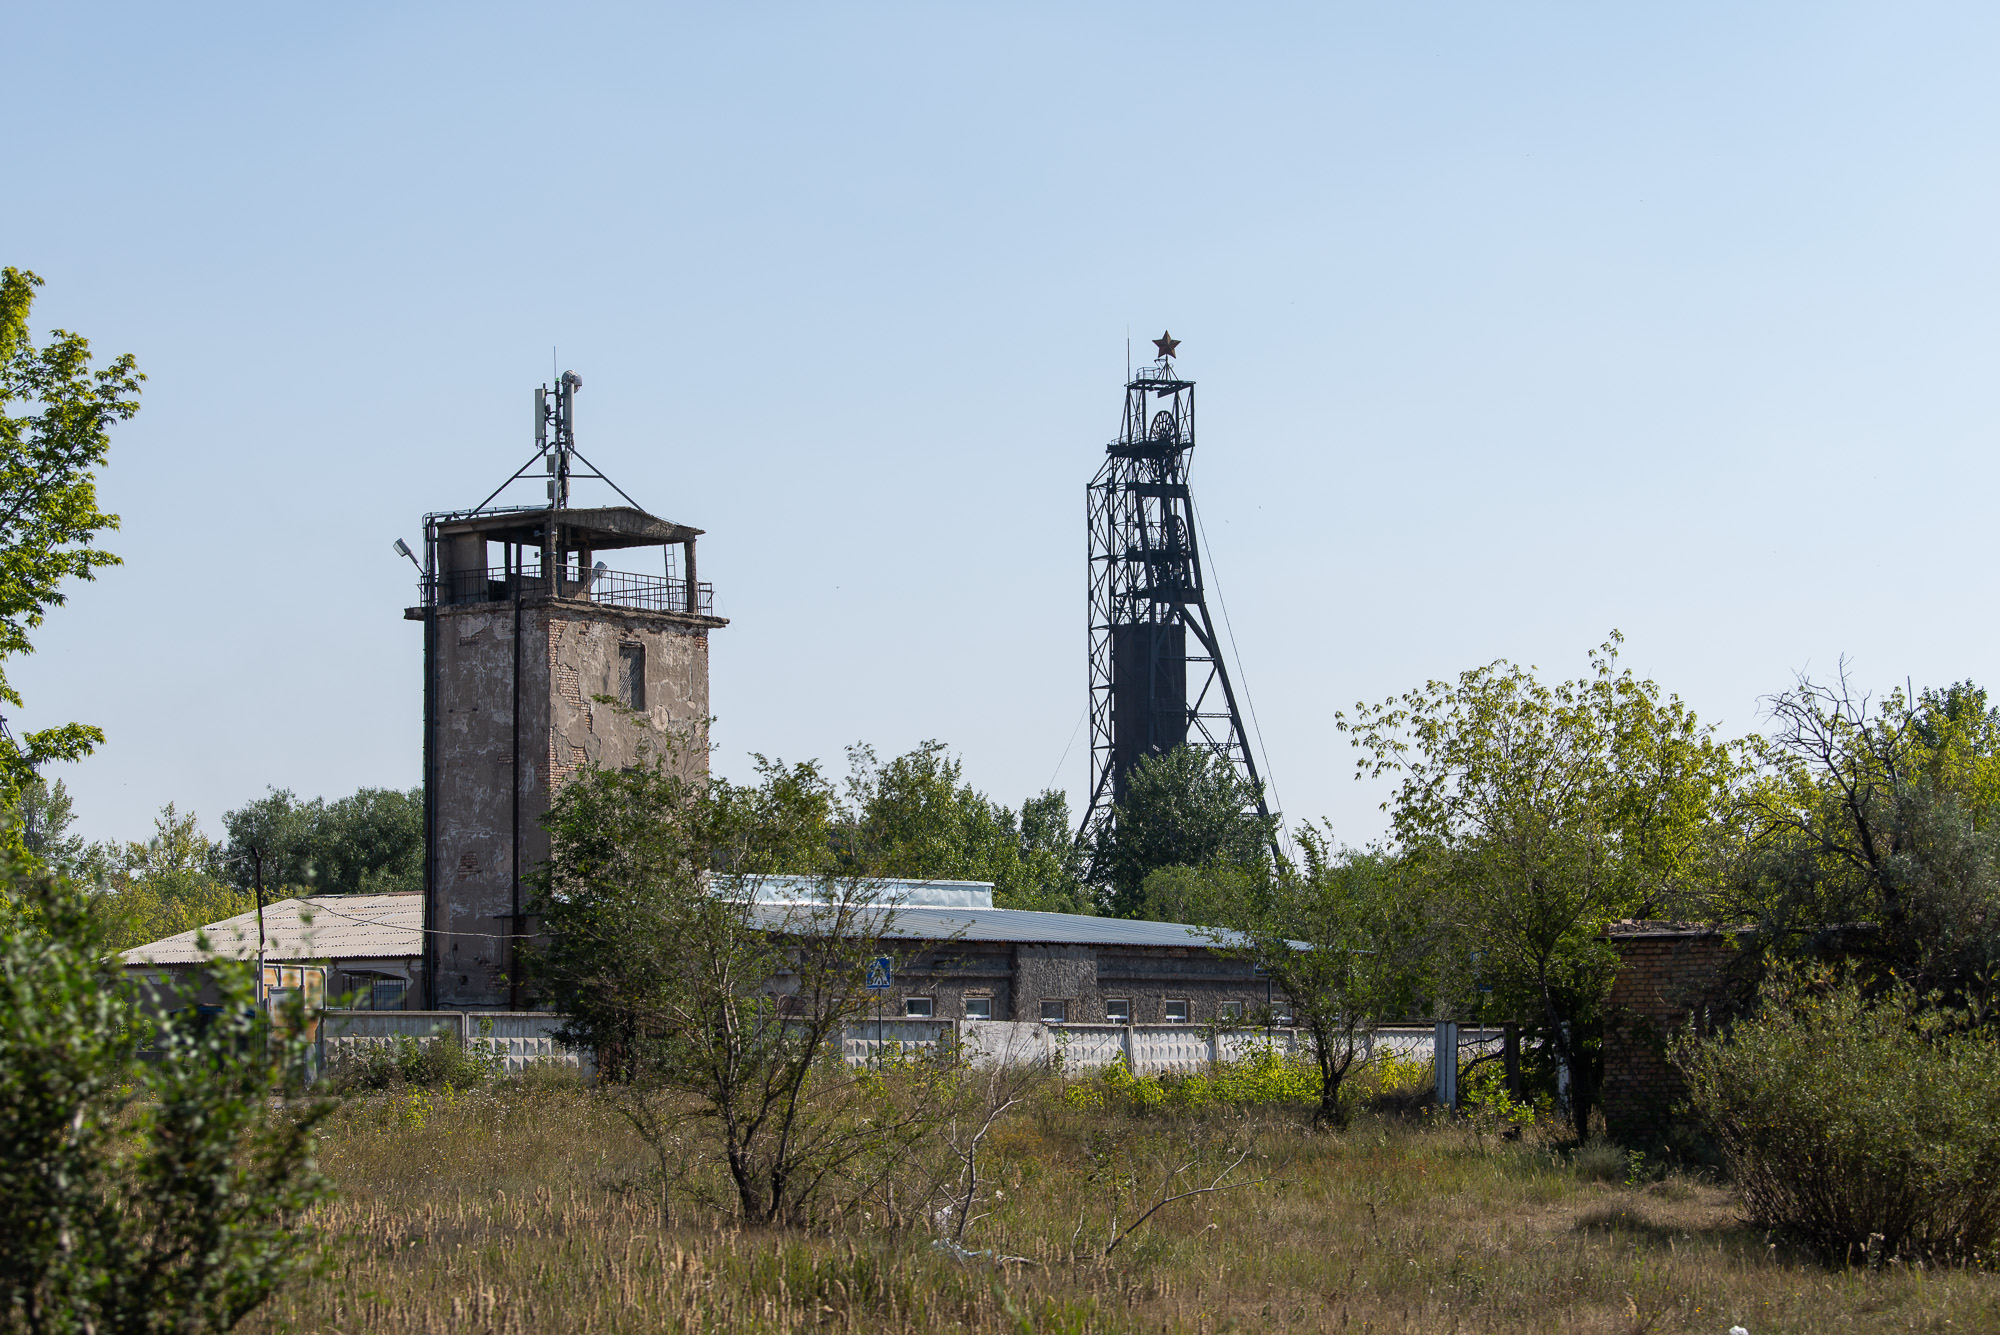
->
865 957 893 991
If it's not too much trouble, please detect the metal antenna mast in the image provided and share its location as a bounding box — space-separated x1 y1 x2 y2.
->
1078 332 1275 859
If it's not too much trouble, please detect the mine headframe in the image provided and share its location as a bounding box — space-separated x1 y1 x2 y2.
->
1078 334 1274 865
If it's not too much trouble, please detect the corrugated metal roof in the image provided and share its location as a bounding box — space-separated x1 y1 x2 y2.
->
735 876 997 910
752 903 1247 949
119 886 1254 967
120 893 422 967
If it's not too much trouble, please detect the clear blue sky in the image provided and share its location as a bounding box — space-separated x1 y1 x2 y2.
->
10 3 2000 846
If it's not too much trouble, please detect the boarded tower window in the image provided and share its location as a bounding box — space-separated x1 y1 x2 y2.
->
618 643 645 710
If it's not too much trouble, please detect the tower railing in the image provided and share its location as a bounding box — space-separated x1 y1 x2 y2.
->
423 566 715 617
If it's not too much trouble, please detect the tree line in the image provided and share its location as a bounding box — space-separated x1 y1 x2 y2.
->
25 781 426 951
1083 635 2000 1148
68 628 2000 1153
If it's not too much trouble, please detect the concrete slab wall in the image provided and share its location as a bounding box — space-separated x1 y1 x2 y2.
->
316 1012 1479 1086
319 1010 594 1079
840 1019 1311 1074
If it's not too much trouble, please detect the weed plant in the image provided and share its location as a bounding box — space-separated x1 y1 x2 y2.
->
1679 964 2000 1264
328 1034 504 1093
237 1059 2000 1333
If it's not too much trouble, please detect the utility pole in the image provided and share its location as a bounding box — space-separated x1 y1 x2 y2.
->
252 846 267 1007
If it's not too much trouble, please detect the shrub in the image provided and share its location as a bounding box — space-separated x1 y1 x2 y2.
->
1352 1049 1433 1116
1677 964 2000 1263
1059 1047 1319 1116
332 1034 502 1092
1 866 331 1331
1460 1058 1536 1132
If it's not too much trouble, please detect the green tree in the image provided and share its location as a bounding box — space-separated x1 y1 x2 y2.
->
1341 634 1741 1140
840 741 1016 879
0 268 141 819
710 753 842 876
840 742 1088 912
220 785 423 897
16 776 86 879
1009 787 1092 914
1222 831 1431 1127
218 790 318 892
1093 745 1275 919
1137 862 1265 927
0 851 331 1332
95 805 258 951
1721 673 2000 992
530 744 952 1224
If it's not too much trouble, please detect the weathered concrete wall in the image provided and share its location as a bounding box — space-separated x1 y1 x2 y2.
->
429 595 712 1008
432 602 542 1007
1014 944 1098 1018
884 941 1278 1023
544 609 709 781
891 942 1016 1022
1094 944 1275 1023
319 1010 595 1079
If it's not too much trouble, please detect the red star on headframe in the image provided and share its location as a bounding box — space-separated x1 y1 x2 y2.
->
1152 331 1180 359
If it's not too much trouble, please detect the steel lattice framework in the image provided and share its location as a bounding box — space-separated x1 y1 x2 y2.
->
1078 342 1272 854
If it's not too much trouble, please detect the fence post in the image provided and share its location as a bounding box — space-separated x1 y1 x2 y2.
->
1433 1020 1459 1111
1555 1021 1572 1115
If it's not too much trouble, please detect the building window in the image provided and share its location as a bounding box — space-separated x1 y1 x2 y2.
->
1217 1001 1243 1020
1105 998 1131 1023
1040 999 1069 1023
371 980 407 1011
903 997 934 1018
963 997 993 1020
618 643 645 710
1164 999 1190 1023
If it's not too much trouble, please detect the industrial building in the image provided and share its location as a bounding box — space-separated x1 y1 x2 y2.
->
389 364 1275 1016
750 878 1282 1025
120 892 420 1010
117 879 1280 1025
120 352 1281 1020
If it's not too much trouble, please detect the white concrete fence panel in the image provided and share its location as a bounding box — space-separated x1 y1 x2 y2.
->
316 1013 1499 1087
320 1011 594 1079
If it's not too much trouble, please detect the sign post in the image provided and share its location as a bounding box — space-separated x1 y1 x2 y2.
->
865 956 892 1062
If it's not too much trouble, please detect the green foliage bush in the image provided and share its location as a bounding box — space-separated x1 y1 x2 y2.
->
1347 1049 1432 1117
0 864 331 1331
332 1034 503 1093
1678 965 2000 1264
222 785 424 897
1060 1047 1320 1116
1459 1058 1536 1132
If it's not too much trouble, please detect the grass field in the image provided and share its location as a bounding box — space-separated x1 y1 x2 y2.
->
242 1074 2000 1335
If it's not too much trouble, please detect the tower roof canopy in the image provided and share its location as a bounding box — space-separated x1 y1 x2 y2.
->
433 505 702 551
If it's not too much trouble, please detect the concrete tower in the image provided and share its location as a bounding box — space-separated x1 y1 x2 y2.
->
403 371 726 1008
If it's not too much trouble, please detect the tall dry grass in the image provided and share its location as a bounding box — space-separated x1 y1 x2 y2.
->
242 1073 2000 1334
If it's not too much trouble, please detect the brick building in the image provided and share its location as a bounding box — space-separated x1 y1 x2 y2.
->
751 879 1279 1024
1600 921 1750 1144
